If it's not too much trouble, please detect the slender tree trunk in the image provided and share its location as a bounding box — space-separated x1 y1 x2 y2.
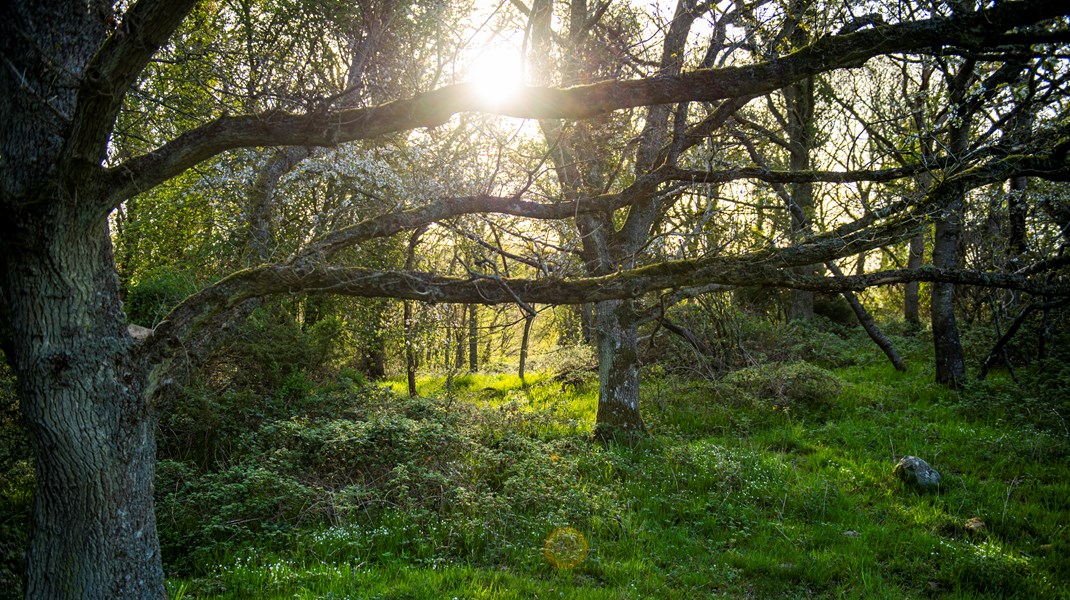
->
592 300 645 439
931 188 966 388
581 303 594 344
403 229 424 397
454 306 466 370
404 301 417 397
4 219 165 598
468 304 479 372
904 233 925 327
518 310 535 382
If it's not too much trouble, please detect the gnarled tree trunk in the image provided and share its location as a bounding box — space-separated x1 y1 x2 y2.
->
3 217 164 598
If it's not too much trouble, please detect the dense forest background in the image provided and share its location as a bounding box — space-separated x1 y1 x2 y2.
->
2 0 1070 597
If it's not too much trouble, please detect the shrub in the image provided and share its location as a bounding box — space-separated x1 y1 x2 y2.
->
721 362 844 412
155 461 319 572
0 350 29 596
124 270 198 326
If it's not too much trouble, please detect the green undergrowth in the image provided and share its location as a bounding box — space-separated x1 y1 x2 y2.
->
160 345 1070 599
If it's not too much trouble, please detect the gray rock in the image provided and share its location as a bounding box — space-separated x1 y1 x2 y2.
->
893 455 942 492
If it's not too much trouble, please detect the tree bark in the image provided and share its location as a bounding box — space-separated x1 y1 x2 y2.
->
826 263 907 371
468 304 479 372
592 300 645 440
3 219 165 599
929 58 976 389
518 310 535 382
785 75 817 321
931 190 966 388
904 233 925 327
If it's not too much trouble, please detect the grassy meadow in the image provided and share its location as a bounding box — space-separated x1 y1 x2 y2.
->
149 327 1069 599
3 319 1069 599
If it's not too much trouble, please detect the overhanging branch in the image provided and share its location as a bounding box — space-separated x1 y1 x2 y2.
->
66 0 200 207
104 0 1068 205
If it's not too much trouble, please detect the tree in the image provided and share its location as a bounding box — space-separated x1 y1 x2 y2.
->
2 0 1070 596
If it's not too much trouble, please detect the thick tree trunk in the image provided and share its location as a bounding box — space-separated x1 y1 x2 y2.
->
592 300 645 439
3 219 164 598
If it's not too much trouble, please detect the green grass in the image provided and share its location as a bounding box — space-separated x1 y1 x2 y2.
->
163 356 1070 598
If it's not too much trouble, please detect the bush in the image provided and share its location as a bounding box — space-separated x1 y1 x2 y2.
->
526 345 595 376
720 362 844 412
124 270 198 326
156 461 318 571
0 350 29 596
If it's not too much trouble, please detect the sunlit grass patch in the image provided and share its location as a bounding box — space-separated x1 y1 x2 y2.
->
164 358 1070 598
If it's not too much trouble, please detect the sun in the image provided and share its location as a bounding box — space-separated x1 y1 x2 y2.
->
467 47 524 108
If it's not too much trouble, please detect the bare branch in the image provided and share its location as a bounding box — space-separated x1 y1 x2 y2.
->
104 0 1068 204
661 165 927 185
65 0 199 205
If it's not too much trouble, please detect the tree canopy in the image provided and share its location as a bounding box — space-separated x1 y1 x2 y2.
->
2 0 1070 596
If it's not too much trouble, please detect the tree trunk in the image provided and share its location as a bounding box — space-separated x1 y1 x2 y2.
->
404 301 418 397
592 300 645 440
468 304 479 372
931 191 966 388
784 14 816 321
581 303 594 344
518 310 535 382
904 233 925 327
454 306 466 370
403 229 424 396
3 219 165 598
926 58 975 389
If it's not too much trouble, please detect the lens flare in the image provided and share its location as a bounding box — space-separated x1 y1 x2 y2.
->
543 527 589 569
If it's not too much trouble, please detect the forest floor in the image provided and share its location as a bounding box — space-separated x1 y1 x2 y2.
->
153 335 1070 599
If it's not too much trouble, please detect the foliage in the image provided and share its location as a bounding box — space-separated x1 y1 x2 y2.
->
720 361 843 412
649 301 913 379
214 305 350 392
137 345 1070 598
0 351 29 595
124 270 200 327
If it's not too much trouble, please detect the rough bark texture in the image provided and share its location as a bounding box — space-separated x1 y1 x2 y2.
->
0 0 1067 595
592 300 645 439
785 72 816 320
0 0 179 596
929 58 975 390
4 225 164 599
